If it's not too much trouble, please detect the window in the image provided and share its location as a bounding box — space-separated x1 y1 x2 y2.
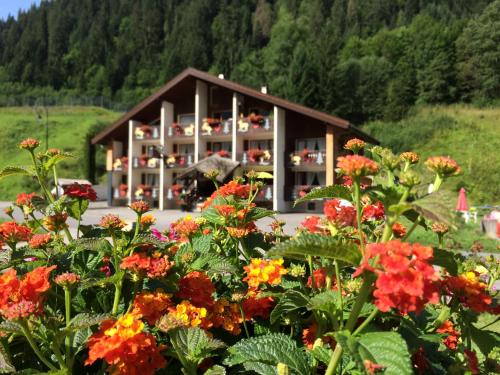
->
207 142 231 152
177 144 194 155
213 110 232 120
295 172 325 186
178 114 195 125
248 140 273 150
295 138 325 151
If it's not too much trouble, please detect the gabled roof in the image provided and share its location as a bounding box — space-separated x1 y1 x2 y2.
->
92 67 377 144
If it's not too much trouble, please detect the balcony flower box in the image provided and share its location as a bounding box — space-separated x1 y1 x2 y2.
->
139 154 149 167
201 118 223 136
134 184 153 200
134 124 158 140
206 150 230 158
113 156 128 171
119 184 128 198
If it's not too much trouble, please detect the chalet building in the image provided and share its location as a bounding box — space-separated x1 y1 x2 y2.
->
92 68 376 212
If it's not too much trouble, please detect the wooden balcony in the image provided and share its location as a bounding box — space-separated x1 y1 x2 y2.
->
134 124 161 141
289 150 326 171
164 153 195 168
133 185 160 202
238 149 273 167
236 115 273 135
132 156 161 169
254 185 273 202
200 118 232 137
167 122 195 138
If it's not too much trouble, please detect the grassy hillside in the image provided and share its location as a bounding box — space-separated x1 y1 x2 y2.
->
363 105 500 205
0 107 121 200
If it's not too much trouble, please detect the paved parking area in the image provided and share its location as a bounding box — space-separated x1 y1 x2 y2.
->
0 201 308 235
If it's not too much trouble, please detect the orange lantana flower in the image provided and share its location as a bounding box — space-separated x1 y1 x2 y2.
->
85 313 166 375
243 258 287 289
132 290 172 325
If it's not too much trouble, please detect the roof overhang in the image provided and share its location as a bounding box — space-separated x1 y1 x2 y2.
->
92 67 378 145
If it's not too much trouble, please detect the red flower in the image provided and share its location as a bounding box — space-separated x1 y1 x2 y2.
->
425 156 461 177
132 290 173 325
344 138 366 153
442 272 493 313
464 349 480 375
28 233 51 249
130 200 150 214
19 138 40 151
241 295 274 320
15 192 37 207
412 347 429 374
0 221 32 246
120 252 174 279
307 268 327 289
100 214 125 230
362 202 385 221
436 320 459 350
176 271 215 308
0 265 56 320
64 183 97 201
354 241 440 315
337 155 378 178
364 360 385 375
214 204 236 218
85 313 166 375
324 199 356 227
301 216 322 233
302 323 318 349
391 222 406 238
172 217 199 240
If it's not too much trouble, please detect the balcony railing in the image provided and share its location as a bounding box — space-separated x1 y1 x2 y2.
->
238 150 273 166
289 150 326 167
254 185 273 202
168 122 195 138
132 156 161 169
164 153 195 168
133 185 160 201
134 124 160 140
201 118 232 137
286 185 323 201
236 115 273 134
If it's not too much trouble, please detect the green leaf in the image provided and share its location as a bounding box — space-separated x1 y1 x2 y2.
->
411 191 454 226
66 199 89 220
192 234 213 253
294 185 351 206
246 207 276 221
268 234 361 265
270 290 309 324
0 340 15 374
189 253 238 276
224 333 311 375
470 325 499 357
431 248 459 276
0 166 35 179
44 152 74 170
170 327 225 368
307 291 340 316
311 345 333 365
0 321 23 334
204 365 226 375
68 313 112 331
357 332 412 375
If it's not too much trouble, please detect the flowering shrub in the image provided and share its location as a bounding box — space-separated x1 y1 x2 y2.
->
0 137 497 374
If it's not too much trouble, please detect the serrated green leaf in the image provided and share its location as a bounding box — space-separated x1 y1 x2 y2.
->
0 321 23 334
470 325 499 357
204 365 226 375
189 253 237 276
432 248 459 276
307 290 340 316
224 333 311 375
294 185 351 206
68 313 111 331
311 345 333 365
170 327 225 370
0 166 35 179
357 332 412 375
66 198 89 220
44 152 74 170
246 207 275 221
411 191 454 226
192 234 213 253
268 234 361 265
270 290 309 324
0 340 15 373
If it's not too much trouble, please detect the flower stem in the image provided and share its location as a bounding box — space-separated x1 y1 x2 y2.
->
20 320 58 371
402 216 421 241
353 180 365 252
353 308 378 336
334 261 343 329
134 214 142 239
308 256 315 290
238 304 250 338
76 200 82 239
64 287 72 368
112 275 124 315
432 174 443 193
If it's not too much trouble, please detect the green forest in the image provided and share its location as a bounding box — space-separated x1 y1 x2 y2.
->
1 0 499 123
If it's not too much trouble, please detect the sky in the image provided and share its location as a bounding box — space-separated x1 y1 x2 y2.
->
0 0 41 20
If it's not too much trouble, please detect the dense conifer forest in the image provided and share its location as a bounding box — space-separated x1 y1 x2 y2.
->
0 0 499 122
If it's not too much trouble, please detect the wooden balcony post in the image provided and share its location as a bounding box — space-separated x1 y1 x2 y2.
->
273 106 287 212
326 124 335 185
195 80 207 163
160 101 174 210
231 92 238 162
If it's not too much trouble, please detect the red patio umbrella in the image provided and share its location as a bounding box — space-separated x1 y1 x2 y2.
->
456 187 469 211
